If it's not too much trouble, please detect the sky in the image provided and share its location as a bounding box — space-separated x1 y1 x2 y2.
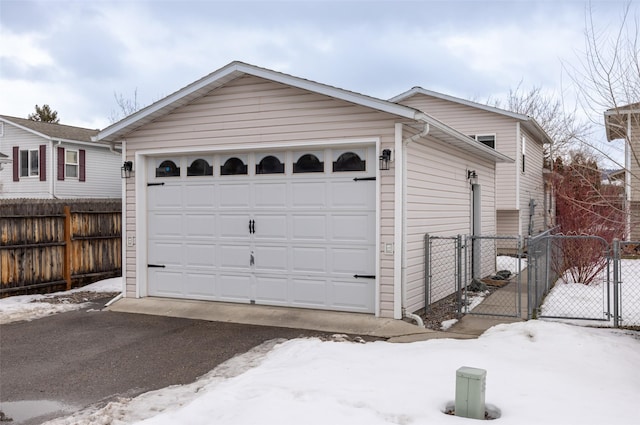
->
0 0 635 162
1 276 639 424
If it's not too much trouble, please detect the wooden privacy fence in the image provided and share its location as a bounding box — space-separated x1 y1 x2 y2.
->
0 199 121 296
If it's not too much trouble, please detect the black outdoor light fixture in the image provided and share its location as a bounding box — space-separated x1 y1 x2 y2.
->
121 161 133 179
467 169 477 180
379 148 392 170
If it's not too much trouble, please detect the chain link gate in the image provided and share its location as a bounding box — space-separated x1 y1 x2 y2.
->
462 235 523 318
614 240 640 328
528 234 612 323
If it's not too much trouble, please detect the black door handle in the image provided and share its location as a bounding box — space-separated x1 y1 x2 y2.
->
251 220 255 234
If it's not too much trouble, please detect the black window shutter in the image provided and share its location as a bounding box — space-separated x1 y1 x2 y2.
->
79 149 86 182
39 145 46 182
12 146 19 182
57 146 65 181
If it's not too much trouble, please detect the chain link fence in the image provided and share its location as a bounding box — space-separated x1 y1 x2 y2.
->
615 241 640 329
426 232 637 329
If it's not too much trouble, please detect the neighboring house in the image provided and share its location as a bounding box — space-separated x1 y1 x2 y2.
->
604 102 640 239
0 115 121 199
95 61 512 319
390 88 554 240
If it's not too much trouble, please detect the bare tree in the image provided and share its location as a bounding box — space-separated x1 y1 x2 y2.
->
489 82 592 167
564 2 640 239
109 89 141 123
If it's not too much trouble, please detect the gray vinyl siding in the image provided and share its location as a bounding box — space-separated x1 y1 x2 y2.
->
54 143 121 199
124 76 400 316
0 124 49 198
404 136 497 312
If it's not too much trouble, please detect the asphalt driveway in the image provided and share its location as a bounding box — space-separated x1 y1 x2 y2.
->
0 295 331 424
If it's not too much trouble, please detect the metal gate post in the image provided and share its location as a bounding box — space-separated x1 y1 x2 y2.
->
456 234 463 315
613 238 620 328
425 233 430 313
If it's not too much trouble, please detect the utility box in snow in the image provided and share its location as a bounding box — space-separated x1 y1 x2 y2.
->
455 366 486 420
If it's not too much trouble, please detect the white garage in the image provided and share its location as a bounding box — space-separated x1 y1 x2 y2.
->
145 147 377 312
97 61 509 319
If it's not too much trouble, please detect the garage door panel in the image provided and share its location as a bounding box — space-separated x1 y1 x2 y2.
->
148 213 182 238
332 247 375 274
148 242 183 266
219 245 252 269
219 274 252 301
292 278 328 306
254 183 287 208
331 280 374 312
255 275 289 304
331 214 373 242
184 184 215 208
252 215 288 240
185 214 215 238
219 214 251 239
254 245 287 271
148 185 183 209
185 273 216 298
292 247 327 273
330 181 374 209
291 182 326 208
149 270 184 297
219 184 250 208
185 244 215 268
292 215 326 240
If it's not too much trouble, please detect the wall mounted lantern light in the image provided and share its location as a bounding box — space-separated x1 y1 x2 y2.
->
467 169 478 184
379 149 392 171
121 161 134 179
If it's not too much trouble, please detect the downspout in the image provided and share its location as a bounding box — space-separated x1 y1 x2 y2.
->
49 140 55 197
400 122 430 327
120 140 127 298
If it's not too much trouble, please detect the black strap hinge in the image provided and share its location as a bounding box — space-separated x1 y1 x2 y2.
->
353 177 376 182
147 182 165 187
353 274 376 279
148 264 166 268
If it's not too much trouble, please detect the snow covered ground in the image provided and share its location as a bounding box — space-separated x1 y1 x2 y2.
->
541 259 640 326
0 277 121 324
2 276 639 425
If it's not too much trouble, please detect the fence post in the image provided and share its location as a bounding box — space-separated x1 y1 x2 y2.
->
424 233 430 312
63 205 72 291
456 234 463 316
613 238 620 328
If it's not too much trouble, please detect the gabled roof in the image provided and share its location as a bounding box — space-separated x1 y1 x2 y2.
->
95 61 512 163
0 115 100 143
604 103 640 141
389 87 553 145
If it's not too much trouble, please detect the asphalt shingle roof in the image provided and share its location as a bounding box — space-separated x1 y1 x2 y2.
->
0 115 99 142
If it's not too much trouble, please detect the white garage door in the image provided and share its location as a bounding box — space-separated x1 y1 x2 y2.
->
146 146 376 313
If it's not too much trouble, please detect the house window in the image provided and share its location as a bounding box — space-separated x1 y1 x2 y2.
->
187 159 213 176
221 157 247 175
256 155 284 174
293 154 324 173
469 134 496 149
333 152 365 172
20 149 39 177
156 160 180 177
65 150 78 178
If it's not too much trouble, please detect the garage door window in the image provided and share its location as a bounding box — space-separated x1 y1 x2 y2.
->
221 157 248 175
256 155 284 174
293 153 324 173
333 152 365 172
187 158 213 176
156 160 180 177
